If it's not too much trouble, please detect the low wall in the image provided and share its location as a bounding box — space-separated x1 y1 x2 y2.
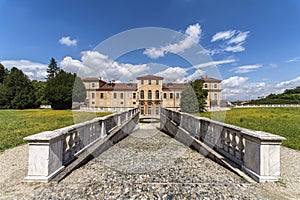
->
234 104 300 108
24 108 139 182
161 108 285 182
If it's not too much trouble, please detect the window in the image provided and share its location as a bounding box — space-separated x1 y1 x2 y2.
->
92 101 95 104
100 93 104 99
141 107 144 115
214 84 218 89
148 90 152 99
133 93 136 99
214 93 218 100
140 90 144 99
120 101 124 104
176 93 180 99
170 93 173 99
133 102 136 105
92 83 95 88
141 80 144 85
156 80 159 85
113 92 117 99
148 80 151 85
120 93 124 99
148 107 152 115
92 93 95 99
204 84 208 88
156 106 159 115
155 90 159 99
163 93 167 99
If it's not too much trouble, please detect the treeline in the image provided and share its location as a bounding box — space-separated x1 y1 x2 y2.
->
250 86 300 104
0 58 86 109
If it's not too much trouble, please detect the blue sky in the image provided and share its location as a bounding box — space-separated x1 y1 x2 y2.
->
1 0 300 100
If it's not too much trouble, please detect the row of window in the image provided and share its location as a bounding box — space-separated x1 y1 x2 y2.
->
92 92 136 99
204 83 218 89
141 80 159 85
91 91 181 100
140 106 160 115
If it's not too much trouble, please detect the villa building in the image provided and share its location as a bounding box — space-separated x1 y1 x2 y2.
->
82 75 222 115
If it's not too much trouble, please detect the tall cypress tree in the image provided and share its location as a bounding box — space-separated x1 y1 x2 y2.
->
46 57 59 80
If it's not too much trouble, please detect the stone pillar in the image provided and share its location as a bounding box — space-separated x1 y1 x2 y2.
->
242 130 285 182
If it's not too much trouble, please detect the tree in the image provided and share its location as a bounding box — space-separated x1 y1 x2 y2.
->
3 67 37 109
0 63 9 83
32 80 48 105
180 79 207 113
46 57 59 80
46 70 86 109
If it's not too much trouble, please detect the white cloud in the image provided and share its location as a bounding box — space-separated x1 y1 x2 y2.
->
143 23 202 59
193 59 236 69
1 60 48 80
210 30 249 54
233 64 262 73
286 56 300 63
222 76 300 101
155 67 188 81
222 76 248 88
275 76 300 89
211 30 236 42
59 36 77 47
228 31 249 44
60 51 149 81
224 44 245 53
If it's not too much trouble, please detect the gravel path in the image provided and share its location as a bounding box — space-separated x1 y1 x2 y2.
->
0 123 299 199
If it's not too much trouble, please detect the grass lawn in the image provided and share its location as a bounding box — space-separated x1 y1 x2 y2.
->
198 107 300 150
0 109 111 152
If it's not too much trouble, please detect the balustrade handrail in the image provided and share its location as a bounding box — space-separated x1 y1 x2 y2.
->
24 108 139 182
160 107 285 182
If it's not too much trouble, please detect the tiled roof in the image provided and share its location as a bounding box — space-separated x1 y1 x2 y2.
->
99 83 137 91
82 77 102 82
162 83 187 90
201 77 222 83
136 75 164 80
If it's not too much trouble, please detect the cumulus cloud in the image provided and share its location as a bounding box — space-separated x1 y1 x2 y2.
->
143 23 202 59
222 76 300 101
155 67 188 81
211 30 236 42
275 76 300 89
1 60 48 80
60 51 149 81
59 36 77 47
233 64 262 73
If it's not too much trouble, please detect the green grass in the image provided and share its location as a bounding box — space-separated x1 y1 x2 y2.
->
197 108 300 150
0 109 111 152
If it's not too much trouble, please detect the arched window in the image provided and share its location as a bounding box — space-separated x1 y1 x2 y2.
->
155 90 159 99
140 90 144 99
148 90 152 99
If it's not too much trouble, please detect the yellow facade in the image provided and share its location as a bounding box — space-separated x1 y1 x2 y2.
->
82 75 222 114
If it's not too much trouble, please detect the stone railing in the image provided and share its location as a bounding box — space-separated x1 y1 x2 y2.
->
234 104 300 108
161 108 285 182
24 108 139 182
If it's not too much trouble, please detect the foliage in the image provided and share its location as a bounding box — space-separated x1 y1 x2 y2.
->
32 80 48 105
250 86 300 104
199 108 300 150
0 67 37 109
46 57 59 80
0 63 9 83
180 79 207 113
45 70 86 109
0 109 111 152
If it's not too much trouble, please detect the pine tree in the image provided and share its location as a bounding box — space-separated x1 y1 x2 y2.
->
0 63 8 83
46 57 59 80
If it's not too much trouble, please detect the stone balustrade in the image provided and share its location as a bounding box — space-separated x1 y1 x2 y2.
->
24 108 138 182
161 108 285 182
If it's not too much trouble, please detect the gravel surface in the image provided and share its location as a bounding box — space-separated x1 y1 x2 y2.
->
0 123 299 199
